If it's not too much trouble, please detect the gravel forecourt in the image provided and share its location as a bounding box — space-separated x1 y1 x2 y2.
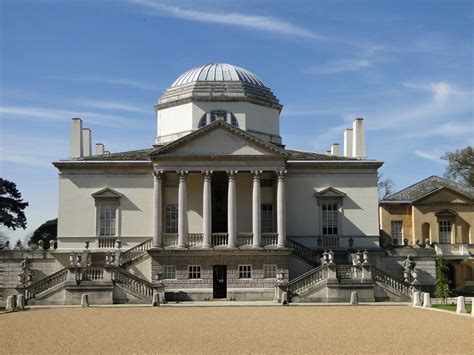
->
2 306 473 354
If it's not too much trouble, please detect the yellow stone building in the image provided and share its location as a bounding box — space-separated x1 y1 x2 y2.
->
379 176 474 293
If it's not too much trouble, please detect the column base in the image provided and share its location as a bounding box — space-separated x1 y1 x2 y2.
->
277 244 286 249
252 245 263 249
201 244 211 249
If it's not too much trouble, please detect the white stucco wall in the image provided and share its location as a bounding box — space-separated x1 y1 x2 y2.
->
156 103 194 143
286 168 379 237
156 101 281 144
57 169 153 249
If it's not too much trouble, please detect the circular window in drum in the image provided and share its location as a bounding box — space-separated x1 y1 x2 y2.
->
198 110 239 128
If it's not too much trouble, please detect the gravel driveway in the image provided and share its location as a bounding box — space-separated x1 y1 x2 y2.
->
2 306 472 354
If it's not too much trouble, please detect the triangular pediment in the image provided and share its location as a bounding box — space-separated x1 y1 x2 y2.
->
435 209 458 217
92 187 122 199
314 187 347 198
413 187 474 204
151 120 287 157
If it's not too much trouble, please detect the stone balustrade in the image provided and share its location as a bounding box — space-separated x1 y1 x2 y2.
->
119 239 152 266
434 243 470 257
237 233 253 246
157 232 280 248
26 268 68 300
372 267 413 297
81 267 105 281
188 233 203 247
162 233 178 247
211 233 229 246
262 233 278 246
98 237 117 249
336 265 363 280
113 268 154 300
287 265 327 295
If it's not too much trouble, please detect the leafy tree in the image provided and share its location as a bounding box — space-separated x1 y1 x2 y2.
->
441 146 474 187
0 178 29 230
435 257 453 304
378 173 394 200
29 218 57 249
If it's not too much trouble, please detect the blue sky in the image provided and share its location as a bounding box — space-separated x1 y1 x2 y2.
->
1 0 473 241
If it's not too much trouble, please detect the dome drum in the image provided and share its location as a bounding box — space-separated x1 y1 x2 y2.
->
154 63 282 145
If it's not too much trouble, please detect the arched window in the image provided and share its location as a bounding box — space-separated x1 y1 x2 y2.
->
199 110 239 128
198 115 207 128
230 113 238 127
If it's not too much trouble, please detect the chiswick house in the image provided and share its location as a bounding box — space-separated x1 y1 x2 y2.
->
1 63 439 304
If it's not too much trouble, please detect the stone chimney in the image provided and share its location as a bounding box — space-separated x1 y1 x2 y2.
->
82 128 92 157
330 143 340 156
344 128 353 157
95 143 105 155
69 118 83 159
352 118 366 159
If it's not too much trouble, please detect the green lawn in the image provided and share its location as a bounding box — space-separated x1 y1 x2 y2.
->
433 304 472 313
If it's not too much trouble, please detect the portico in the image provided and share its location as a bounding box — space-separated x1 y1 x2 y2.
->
151 167 287 249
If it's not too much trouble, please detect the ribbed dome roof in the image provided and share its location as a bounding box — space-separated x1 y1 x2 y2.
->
171 63 266 88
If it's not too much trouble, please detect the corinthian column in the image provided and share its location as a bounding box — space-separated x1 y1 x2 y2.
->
177 170 188 248
277 170 287 248
152 169 164 248
227 171 238 248
252 171 262 248
202 170 212 248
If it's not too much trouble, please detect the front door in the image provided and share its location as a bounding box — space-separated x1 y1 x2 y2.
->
213 265 227 299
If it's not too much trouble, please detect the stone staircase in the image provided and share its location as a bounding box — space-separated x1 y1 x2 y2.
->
287 264 413 302
23 240 155 305
118 239 152 267
287 265 327 297
26 268 68 302
112 267 155 302
287 239 321 266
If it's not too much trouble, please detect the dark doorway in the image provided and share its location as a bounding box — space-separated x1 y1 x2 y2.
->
212 172 228 233
213 265 227 299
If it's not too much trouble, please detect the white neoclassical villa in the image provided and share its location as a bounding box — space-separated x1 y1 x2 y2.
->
49 63 383 301
5 63 433 306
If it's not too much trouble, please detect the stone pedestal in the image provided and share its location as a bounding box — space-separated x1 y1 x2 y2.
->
17 294 25 310
281 292 289 306
456 296 466 314
81 293 89 308
6 295 16 312
412 292 421 307
152 293 160 307
350 291 358 306
422 293 431 308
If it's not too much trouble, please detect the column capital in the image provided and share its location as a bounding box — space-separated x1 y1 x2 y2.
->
202 170 213 180
152 169 164 181
177 170 188 180
251 170 263 179
227 170 238 180
276 170 288 179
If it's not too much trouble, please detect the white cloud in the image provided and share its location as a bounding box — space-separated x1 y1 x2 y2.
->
50 76 160 91
414 150 444 164
0 105 149 128
73 99 151 114
129 0 326 40
368 81 473 131
304 58 371 75
401 121 473 139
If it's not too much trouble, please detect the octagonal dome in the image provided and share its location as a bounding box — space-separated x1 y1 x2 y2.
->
156 63 281 111
171 63 266 88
